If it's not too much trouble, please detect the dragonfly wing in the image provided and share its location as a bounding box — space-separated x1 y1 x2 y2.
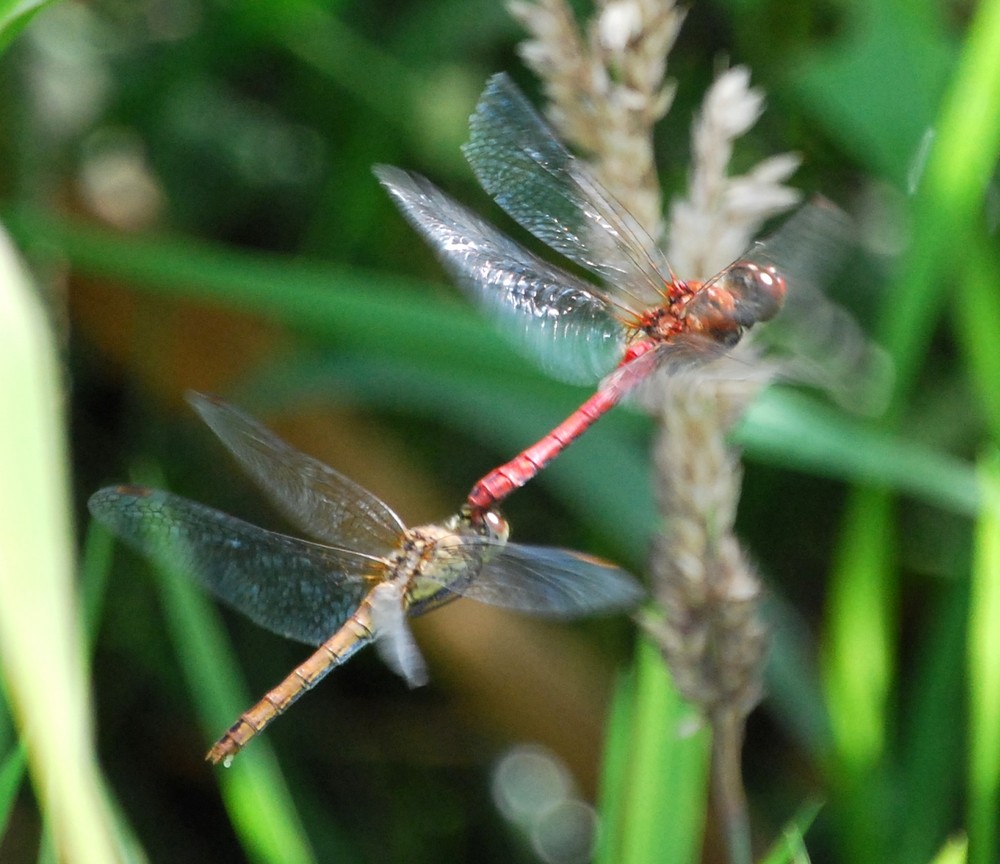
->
89 486 379 645
746 200 893 413
188 393 405 554
369 582 428 687
422 538 644 618
375 165 626 385
463 73 670 310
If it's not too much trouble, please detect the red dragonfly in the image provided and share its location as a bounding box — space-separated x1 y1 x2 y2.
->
89 393 642 765
376 74 846 512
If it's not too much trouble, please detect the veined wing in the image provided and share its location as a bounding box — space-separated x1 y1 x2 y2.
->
419 536 644 618
375 165 626 385
188 393 405 554
741 200 893 413
463 73 670 311
89 486 380 645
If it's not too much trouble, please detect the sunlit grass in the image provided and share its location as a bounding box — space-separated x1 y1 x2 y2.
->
967 454 1000 864
595 634 709 864
0 225 121 862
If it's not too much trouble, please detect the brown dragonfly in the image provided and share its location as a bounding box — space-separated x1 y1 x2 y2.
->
89 393 643 765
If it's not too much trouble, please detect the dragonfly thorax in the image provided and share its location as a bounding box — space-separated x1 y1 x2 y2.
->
397 513 508 616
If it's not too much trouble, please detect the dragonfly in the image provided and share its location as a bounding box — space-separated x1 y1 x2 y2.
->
89 392 643 766
376 73 852 513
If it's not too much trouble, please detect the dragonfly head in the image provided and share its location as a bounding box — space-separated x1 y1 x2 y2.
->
461 505 510 543
725 262 787 325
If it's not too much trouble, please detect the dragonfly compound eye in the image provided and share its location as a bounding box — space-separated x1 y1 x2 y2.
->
729 262 787 324
482 510 511 542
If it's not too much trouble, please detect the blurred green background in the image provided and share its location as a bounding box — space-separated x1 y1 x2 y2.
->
0 0 998 862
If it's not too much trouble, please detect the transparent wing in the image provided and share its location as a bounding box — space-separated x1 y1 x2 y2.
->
599 335 739 402
188 393 405 554
375 165 626 384
89 486 380 645
463 73 671 311
743 200 894 413
420 537 644 618
369 581 428 688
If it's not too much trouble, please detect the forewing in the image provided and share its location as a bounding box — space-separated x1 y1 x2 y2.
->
375 165 625 384
188 393 405 554
421 537 644 618
89 486 378 645
744 200 893 413
463 73 670 310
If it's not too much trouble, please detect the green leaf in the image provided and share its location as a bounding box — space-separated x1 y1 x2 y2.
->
790 1 953 185
819 488 896 864
758 799 822 864
595 634 709 864
967 452 1000 864
0 0 57 56
741 389 978 516
0 221 123 863
0 745 27 845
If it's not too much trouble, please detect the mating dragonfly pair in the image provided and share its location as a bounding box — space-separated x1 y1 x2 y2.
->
91 74 835 765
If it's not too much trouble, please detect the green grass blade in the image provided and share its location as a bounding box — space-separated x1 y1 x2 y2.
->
954 239 1000 441
880 0 1000 418
0 745 27 844
132 502 319 864
80 519 116 661
894 580 967 864
741 389 979 516
758 799 822 864
0 0 57 56
0 223 121 863
2 205 525 380
815 2 1000 858
823 491 895 773
819 488 895 864
594 633 709 864
930 835 969 864
967 452 1000 864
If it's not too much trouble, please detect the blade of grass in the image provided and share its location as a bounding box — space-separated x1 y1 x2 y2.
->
0 745 27 844
954 238 1000 441
741 389 978 516
757 799 822 864
3 205 527 381
819 488 896 864
0 223 121 863
132 510 321 864
80 519 116 661
880 0 1000 418
594 633 709 864
894 578 967 864
930 835 969 864
820 1 1000 858
78 522 150 864
967 452 1000 864
0 0 57 56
